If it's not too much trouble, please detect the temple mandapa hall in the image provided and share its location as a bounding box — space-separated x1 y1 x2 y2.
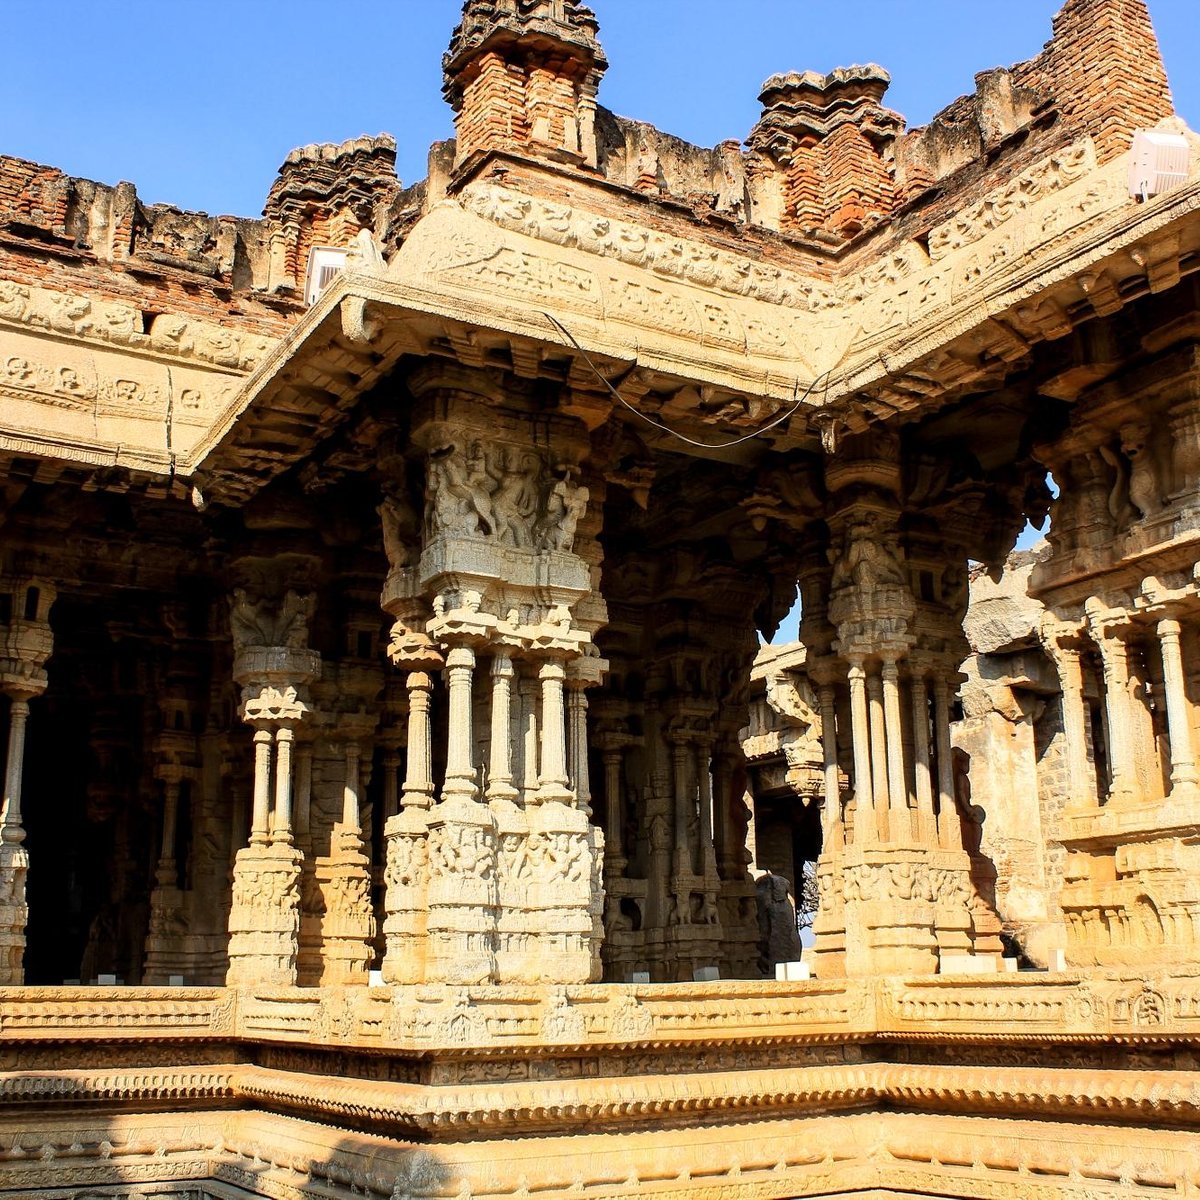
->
2 0 1200 1196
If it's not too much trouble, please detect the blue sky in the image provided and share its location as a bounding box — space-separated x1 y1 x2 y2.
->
2 1 1196 218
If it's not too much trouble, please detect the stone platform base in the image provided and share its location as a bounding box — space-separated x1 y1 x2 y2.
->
1 973 1198 1198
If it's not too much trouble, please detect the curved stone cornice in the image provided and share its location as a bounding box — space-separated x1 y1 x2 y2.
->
187 134 1200 504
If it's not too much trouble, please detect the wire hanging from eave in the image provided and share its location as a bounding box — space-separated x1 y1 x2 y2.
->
543 311 832 451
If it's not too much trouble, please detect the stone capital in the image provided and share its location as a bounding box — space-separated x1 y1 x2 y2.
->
240 683 312 727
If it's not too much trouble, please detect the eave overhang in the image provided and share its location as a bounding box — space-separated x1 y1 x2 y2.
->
188 140 1200 507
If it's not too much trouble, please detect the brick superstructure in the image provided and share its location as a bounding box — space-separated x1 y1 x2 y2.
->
263 134 402 295
749 67 903 240
444 0 606 167
1037 0 1174 161
0 154 289 337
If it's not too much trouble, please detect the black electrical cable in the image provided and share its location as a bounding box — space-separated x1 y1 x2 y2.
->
543 311 833 451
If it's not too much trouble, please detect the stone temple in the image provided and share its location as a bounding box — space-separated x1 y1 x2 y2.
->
1 0 1199 1195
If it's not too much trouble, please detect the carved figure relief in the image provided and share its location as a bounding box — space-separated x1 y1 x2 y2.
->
432 825 495 881
537 476 589 552
1120 424 1162 519
386 834 428 891
489 447 542 547
1098 442 1137 528
424 440 590 555
831 517 907 592
426 443 497 538
229 590 316 652
379 487 422 570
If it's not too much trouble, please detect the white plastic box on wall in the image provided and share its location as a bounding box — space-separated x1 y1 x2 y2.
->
304 246 349 306
1128 129 1190 200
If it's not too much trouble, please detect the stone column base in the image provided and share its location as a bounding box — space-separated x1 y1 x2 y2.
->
819 843 1003 977
811 858 847 978
316 826 376 986
382 808 432 984
426 797 498 986
143 885 190 985
0 842 28 986
226 842 303 987
517 801 597 985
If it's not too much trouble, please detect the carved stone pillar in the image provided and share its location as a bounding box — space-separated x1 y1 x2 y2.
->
274 727 296 843
881 655 910 838
383 668 440 985
250 729 273 846
422 630 499 983
0 697 32 986
0 577 55 987
910 674 936 844
425 789 498 984
443 645 479 801
566 680 592 816
158 779 181 887
401 671 435 811
341 741 361 832
711 751 735 879
1157 618 1199 799
819 683 842 850
599 741 631 979
316 737 375 986
536 659 573 805
1087 605 1139 806
524 792 598 984
933 677 959 849
0 699 30 849
144 765 196 986
519 675 540 806
227 708 307 987
697 740 718 880
847 659 873 846
1040 621 1095 811
388 378 607 985
670 734 693 877
487 653 518 801
225 596 319 988
866 667 890 837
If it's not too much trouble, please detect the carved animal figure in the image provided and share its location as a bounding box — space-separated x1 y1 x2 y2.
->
831 518 907 591
1098 442 1136 527
538 477 589 552
1121 424 1162 519
229 589 271 650
379 488 421 570
228 589 313 651
275 591 315 648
